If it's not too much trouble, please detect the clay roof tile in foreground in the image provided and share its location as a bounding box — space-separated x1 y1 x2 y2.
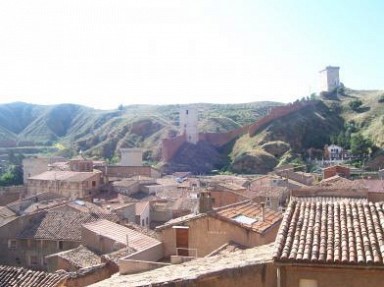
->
273 197 384 266
0 265 67 286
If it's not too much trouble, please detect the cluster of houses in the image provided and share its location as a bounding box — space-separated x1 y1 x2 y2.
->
0 149 384 286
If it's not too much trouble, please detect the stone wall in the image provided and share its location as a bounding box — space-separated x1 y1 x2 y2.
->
279 265 384 287
159 216 280 258
105 166 161 179
161 102 312 164
161 134 186 162
0 185 25 205
119 259 170 275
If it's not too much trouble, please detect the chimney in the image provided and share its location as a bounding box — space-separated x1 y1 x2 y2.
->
198 191 213 213
261 202 265 221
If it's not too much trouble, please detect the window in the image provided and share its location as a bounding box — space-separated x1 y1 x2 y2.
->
92 181 96 187
146 217 149 225
58 241 64 250
299 279 318 287
8 240 17 250
142 219 145 226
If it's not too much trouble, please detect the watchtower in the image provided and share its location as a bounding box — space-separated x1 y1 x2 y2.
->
319 66 340 92
179 107 198 144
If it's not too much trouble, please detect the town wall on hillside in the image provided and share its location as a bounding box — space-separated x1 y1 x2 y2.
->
162 101 313 162
161 134 186 162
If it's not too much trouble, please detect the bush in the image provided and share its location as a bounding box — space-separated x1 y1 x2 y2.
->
378 95 384 103
349 99 363 111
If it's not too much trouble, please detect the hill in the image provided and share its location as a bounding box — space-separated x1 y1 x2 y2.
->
1 88 383 174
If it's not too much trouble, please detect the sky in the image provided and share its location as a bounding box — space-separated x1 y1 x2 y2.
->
0 0 383 110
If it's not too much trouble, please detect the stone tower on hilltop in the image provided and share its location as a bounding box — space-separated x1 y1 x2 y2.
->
179 107 198 144
319 66 340 92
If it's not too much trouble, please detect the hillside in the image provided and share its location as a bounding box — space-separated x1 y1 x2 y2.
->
0 101 280 161
1 88 383 174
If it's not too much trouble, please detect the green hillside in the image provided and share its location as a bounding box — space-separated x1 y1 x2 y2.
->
0 89 383 174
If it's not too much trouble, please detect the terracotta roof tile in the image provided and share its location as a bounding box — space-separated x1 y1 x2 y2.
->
215 201 282 233
274 197 384 265
17 210 119 241
0 265 67 286
82 219 161 251
54 245 102 268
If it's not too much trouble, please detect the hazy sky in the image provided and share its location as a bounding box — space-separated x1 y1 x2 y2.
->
0 0 383 109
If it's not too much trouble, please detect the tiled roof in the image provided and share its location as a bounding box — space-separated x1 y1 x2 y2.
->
29 170 98 182
355 179 384 193
54 245 101 268
0 265 67 286
157 201 282 234
274 197 384 265
215 201 282 233
83 219 161 251
244 186 288 199
88 243 274 287
66 200 111 214
7 192 67 214
318 175 361 189
0 206 17 227
17 210 119 241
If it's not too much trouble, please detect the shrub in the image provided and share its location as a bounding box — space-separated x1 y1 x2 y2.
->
378 95 384 103
349 99 363 111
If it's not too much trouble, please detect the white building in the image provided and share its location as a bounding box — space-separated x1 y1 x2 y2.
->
319 66 340 92
327 144 343 160
179 107 198 144
120 148 144 166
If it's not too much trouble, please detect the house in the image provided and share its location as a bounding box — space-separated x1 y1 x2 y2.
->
324 144 344 160
45 245 102 272
0 208 118 270
207 182 247 208
0 264 67 286
322 165 350 179
274 168 315 186
22 156 66 184
27 170 102 200
135 201 150 227
156 196 282 259
100 166 161 179
273 196 384 287
82 219 163 262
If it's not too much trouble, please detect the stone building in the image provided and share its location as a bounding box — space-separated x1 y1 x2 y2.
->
319 66 340 92
156 200 282 258
27 170 102 199
0 208 118 271
179 107 198 144
119 148 144 166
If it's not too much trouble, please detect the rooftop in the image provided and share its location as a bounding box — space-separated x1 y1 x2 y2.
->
215 201 282 233
28 170 99 182
83 219 161 251
157 200 282 234
49 245 101 269
18 210 118 241
0 265 67 287
89 243 274 287
274 197 384 266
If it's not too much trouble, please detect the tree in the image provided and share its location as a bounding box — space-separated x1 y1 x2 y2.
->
350 133 372 156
